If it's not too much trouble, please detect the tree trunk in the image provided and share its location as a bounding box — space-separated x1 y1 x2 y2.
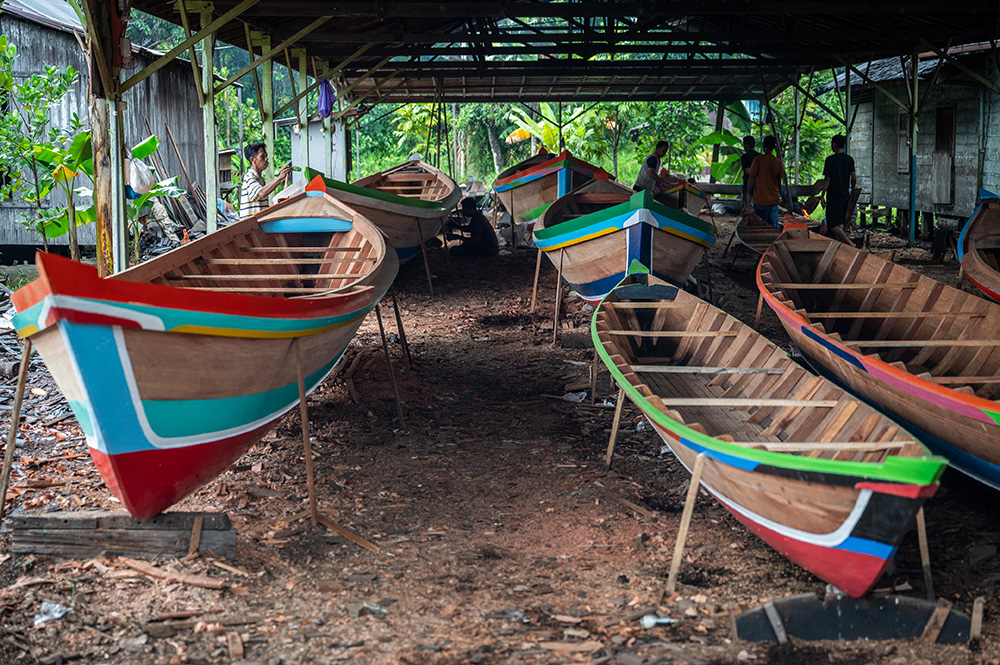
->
90 95 113 277
30 157 48 252
486 121 503 174
67 193 79 261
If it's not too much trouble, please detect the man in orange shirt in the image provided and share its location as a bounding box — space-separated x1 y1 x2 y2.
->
744 135 785 227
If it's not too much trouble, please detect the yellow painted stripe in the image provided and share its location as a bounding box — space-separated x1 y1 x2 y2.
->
540 227 619 252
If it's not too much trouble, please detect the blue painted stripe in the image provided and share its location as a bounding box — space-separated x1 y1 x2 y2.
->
650 210 717 246
678 435 761 471
260 217 353 233
558 168 569 198
836 536 896 559
142 355 340 438
801 325 867 371
797 347 1000 491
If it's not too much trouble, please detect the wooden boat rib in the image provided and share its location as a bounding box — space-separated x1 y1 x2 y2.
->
12 178 396 518
759 229 1000 490
290 159 460 264
594 268 945 597
534 178 716 303
957 189 1000 302
493 150 601 227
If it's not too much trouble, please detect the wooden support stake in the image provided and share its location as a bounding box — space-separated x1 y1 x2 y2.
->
293 338 319 527
701 248 714 305
920 598 952 643
530 247 543 313
0 339 32 524
416 218 434 295
763 601 789 645
666 453 706 595
590 348 599 405
375 304 406 431
316 513 381 553
970 595 985 644
605 388 625 471
552 248 565 345
916 506 934 602
390 286 413 372
753 292 765 331
187 515 203 556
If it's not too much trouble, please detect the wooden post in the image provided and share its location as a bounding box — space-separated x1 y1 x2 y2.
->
701 249 714 305
916 506 934 602
415 218 434 296
200 6 218 233
753 292 765 331
552 248 564 345
90 97 113 277
529 247 543 313
293 338 319 527
0 339 32 523
375 304 407 431
666 453 706 595
604 387 625 470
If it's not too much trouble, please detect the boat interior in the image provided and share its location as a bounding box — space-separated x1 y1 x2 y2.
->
541 180 633 228
353 161 453 202
594 276 926 463
762 233 1000 401
115 193 384 298
969 202 1000 273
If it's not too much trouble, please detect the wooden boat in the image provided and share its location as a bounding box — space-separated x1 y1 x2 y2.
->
291 159 460 264
733 214 819 257
11 177 396 518
957 189 1000 302
658 180 710 214
534 177 716 303
593 268 945 597
493 150 601 229
758 229 1000 490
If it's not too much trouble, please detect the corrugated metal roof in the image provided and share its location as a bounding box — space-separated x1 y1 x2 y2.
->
2 0 83 33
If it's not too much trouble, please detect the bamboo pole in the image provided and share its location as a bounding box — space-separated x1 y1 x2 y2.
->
293 338 319 526
0 340 32 523
666 453 707 595
389 286 413 372
590 348 600 405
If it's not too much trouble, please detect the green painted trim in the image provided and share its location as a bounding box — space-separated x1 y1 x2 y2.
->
590 275 947 486
305 167 444 210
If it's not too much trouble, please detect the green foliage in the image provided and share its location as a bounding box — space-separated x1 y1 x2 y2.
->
0 34 80 244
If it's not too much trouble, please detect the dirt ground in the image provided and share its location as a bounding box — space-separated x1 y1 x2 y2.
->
0 214 998 665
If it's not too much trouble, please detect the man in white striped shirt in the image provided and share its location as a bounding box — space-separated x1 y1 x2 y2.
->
239 142 292 219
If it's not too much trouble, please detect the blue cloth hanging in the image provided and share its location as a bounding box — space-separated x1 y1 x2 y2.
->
318 80 336 118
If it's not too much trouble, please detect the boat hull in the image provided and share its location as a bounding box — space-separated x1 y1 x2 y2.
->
758 235 1000 491
18 279 372 518
534 188 715 303
494 151 600 227
593 271 944 597
648 415 929 598
957 190 1000 303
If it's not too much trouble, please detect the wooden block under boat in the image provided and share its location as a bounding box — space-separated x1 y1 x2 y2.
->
9 511 236 559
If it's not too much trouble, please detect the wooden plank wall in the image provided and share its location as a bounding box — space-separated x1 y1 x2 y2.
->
0 13 206 246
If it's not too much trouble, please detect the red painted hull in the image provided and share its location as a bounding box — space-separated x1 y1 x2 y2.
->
723 502 889 597
90 417 280 519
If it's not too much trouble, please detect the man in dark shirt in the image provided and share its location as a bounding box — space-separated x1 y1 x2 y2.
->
820 134 857 247
450 198 500 257
633 141 672 193
740 136 759 201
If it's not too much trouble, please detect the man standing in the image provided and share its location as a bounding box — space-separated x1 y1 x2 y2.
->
744 135 785 227
740 135 759 202
239 142 292 219
633 141 672 194
820 135 857 247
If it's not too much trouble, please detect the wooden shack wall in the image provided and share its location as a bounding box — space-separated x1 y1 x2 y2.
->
847 69 988 220
0 14 205 247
